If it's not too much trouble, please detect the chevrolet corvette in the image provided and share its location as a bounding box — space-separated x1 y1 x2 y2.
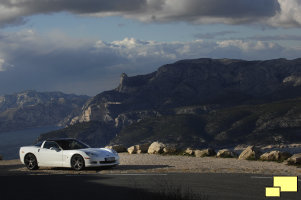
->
19 138 120 170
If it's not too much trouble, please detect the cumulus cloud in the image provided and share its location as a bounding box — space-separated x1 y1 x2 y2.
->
0 29 300 95
269 0 301 27
0 0 300 27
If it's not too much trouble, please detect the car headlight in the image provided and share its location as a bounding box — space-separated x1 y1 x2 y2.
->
85 152 96 157
112 149 118 155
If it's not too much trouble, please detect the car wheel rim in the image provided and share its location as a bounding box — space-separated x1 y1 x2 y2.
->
25 154 36 170
72 156 83 170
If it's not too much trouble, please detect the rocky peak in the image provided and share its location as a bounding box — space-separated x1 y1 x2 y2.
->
72 57 301 127
116 73 128 92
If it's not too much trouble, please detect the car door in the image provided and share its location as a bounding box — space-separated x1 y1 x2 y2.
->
38 141 63 167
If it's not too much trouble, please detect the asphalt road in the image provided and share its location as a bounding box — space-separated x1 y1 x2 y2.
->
0 173 300 200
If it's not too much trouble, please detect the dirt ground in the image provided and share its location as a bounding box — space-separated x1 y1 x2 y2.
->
1 153 300 175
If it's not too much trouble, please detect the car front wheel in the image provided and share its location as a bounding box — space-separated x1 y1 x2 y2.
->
71 154 85 171
24 153 39 170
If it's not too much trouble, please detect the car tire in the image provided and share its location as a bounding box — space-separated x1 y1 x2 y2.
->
24 153 39 170
71 154 85 171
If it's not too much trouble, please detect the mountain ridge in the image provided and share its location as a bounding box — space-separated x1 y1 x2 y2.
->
0 90 90 132
39 58 301 148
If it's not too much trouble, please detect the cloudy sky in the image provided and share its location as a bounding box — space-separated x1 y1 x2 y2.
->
1 0 301 96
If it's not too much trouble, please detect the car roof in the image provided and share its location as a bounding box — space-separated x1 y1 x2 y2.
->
46 138 76 142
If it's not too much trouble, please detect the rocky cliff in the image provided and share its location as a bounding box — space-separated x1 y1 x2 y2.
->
0 90 89 132
40 58 301 147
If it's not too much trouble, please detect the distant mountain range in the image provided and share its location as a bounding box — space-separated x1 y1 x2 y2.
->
0 90 89 132
39 58 301 148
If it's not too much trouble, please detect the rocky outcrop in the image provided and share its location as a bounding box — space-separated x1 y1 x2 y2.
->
114 111 162 129
286 153 301 165
260 151 292 162
195 148 216 157
148 142 166 154
238 146 262 160
73 58 301 129
105 145 127 153
217 149 237 158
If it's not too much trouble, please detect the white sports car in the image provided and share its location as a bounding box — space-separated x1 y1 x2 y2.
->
19 138 120 170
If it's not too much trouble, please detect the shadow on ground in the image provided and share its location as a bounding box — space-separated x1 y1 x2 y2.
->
0 174 209 200
0 164 24 175
48 164 171 172
2 164 172 175
115 164 171 170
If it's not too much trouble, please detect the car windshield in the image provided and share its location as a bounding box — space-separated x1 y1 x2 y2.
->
34 141 43 147
55 139 90 150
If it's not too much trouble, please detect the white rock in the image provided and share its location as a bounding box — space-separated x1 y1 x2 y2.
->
105 145 127 153
260 151 292 162
217 149 237 158
148 142 166 154
127 146 137 154
185 148 195 155
286 153 301 165
195 148 216 157
238 146 262 160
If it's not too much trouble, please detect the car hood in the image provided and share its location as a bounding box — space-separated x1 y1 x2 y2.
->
80 148 116 157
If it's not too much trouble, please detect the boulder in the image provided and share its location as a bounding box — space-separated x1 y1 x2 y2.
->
195 148 216 157
234 144 249 151
148 142 166 154
127 143 151 154
163 145 177 154
286 153 301 165
238 146 262 160
217 149 237 158
127 145 137 154
260 151 292 162
105 145 127 153
136 143 151 154
184 148 195 155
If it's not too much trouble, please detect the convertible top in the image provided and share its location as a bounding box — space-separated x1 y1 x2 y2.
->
46 138 76 142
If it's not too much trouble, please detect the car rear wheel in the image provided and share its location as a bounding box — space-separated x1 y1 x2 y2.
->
71 154 85 171
24 153 39 170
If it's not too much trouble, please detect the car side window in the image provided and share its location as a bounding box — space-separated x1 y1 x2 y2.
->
43 141 60 149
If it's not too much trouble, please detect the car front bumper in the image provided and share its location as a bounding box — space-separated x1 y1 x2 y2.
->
84 157 120 167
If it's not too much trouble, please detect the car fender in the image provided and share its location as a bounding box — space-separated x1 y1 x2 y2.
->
19 146 39 164
62 150 88 168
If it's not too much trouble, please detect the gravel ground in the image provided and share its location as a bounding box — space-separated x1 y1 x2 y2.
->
1 153 300 175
